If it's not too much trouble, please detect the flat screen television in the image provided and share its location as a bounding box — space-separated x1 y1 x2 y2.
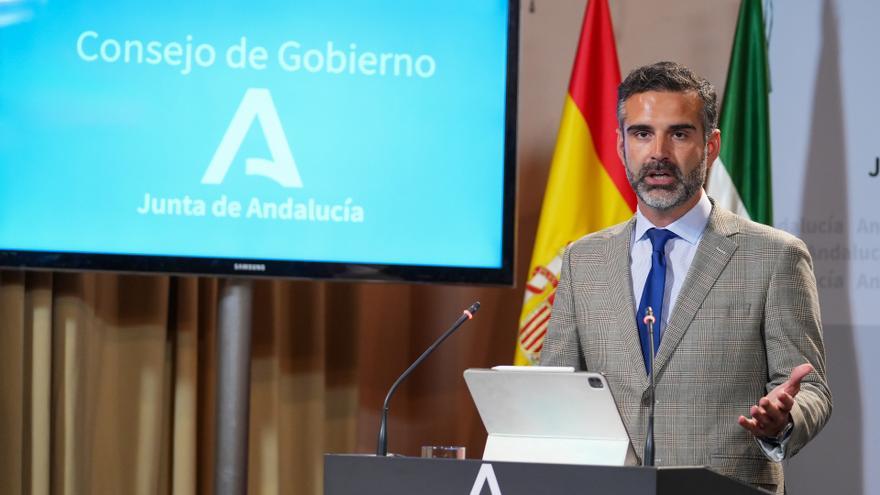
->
0 0 518 284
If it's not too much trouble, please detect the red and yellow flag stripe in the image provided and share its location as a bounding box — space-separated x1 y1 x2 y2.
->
515 0 636 365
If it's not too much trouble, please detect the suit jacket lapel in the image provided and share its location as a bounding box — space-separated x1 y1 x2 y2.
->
611 218 650 388
652 205 740 375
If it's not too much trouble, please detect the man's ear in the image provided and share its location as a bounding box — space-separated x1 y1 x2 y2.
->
616 127 625 163
706 128 721 165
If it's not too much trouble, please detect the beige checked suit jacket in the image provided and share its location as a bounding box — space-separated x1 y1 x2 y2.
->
540 203 831 494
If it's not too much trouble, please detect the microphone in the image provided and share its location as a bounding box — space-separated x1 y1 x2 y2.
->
643 306 656 467
376 301 481 457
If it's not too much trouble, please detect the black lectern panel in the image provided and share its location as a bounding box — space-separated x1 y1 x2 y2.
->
324 455 770 495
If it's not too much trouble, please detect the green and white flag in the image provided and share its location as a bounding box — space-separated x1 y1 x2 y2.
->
707 0 773 225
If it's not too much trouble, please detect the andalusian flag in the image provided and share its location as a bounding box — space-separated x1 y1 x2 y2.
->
515 0 636 365
706 0 772 224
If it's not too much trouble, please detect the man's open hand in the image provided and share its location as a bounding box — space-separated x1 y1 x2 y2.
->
738 363 813 438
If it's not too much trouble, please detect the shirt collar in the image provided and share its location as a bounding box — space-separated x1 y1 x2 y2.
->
634 190 711 245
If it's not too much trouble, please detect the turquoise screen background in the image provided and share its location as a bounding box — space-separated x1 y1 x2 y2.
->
0 0 511 268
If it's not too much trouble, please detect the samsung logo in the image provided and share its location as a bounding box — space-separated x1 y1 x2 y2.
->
233 263 266 272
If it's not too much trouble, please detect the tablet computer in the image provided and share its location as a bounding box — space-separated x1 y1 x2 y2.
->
464 367 637 466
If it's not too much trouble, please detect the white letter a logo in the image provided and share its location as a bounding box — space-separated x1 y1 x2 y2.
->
470 464 502 495
202 88 303 188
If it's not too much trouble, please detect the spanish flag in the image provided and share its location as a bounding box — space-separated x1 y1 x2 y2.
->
515 0 636 365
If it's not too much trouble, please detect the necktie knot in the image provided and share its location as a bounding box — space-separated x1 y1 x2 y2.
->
645 228 678 254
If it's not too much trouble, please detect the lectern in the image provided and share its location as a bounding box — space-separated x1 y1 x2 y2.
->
324 455 771 495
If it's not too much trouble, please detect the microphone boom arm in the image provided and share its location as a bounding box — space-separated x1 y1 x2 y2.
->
643 306 656 466
376 302 480 456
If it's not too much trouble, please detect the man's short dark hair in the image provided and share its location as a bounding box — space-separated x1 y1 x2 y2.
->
617 61 718 140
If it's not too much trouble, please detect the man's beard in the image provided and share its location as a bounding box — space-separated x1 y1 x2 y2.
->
625 154 707 211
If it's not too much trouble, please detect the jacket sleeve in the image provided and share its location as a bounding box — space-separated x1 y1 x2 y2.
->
764 237 832 458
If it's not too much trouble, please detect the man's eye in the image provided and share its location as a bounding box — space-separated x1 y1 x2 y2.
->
672 131 689 140
634 131 650 139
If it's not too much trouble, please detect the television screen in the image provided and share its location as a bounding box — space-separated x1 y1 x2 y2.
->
0 0 517 284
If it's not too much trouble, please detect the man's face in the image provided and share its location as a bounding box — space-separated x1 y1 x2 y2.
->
616 90 720 213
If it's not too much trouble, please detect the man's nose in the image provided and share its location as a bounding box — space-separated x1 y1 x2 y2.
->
649 136 670 162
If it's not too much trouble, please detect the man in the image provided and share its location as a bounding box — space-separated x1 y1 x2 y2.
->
540 61 831 494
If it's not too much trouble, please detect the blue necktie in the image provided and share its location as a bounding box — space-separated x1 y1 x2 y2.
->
637 228 678 375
